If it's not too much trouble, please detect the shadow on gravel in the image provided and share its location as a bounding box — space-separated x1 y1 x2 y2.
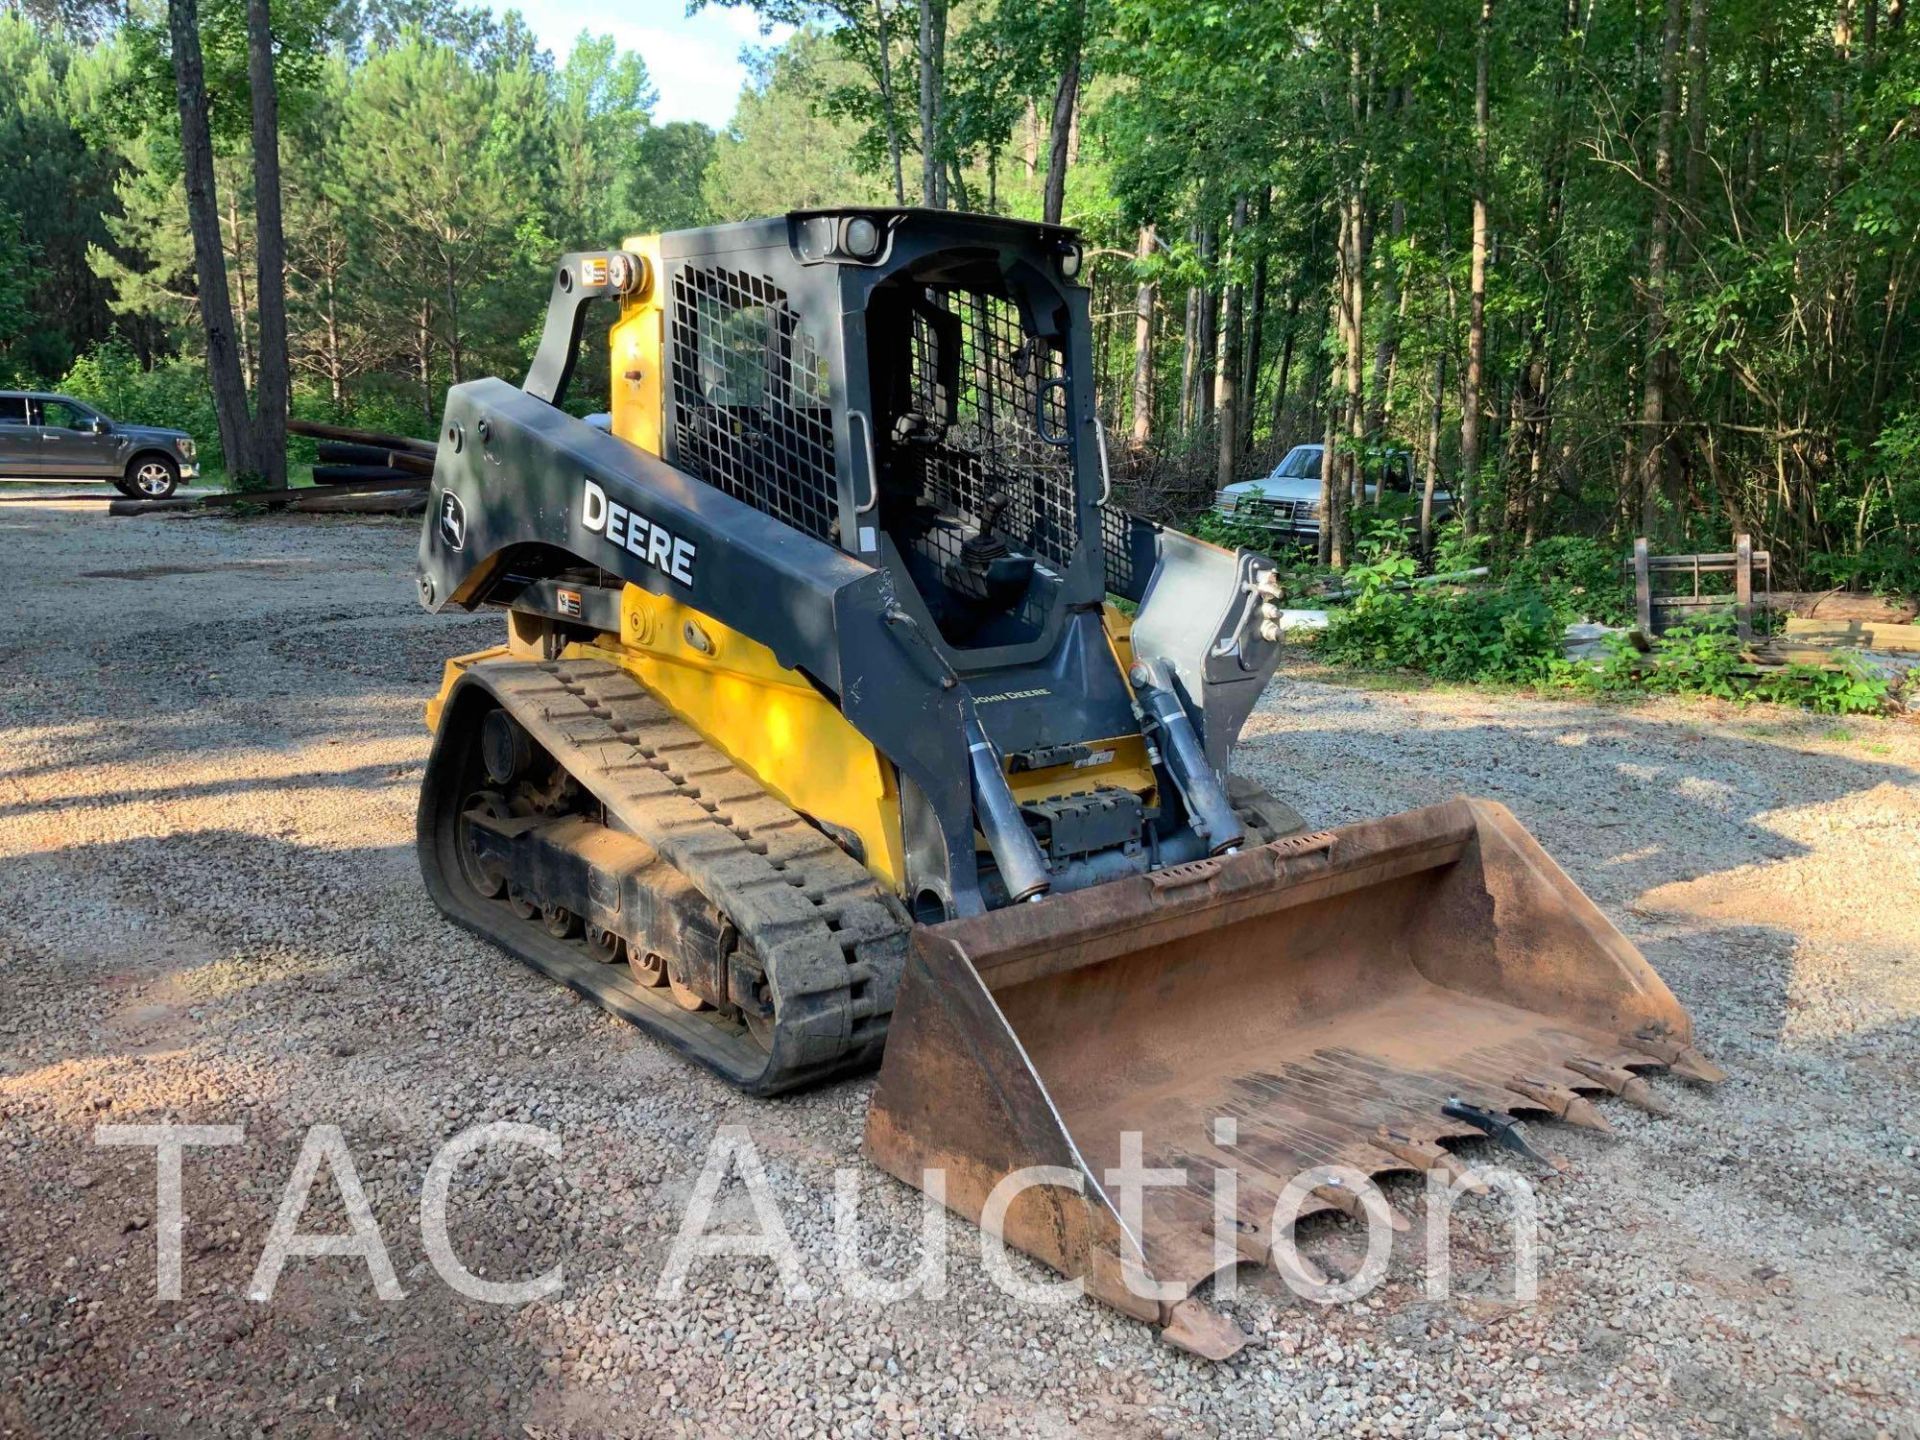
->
0 757 418 821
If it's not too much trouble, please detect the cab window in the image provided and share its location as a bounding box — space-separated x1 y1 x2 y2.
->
41 399 93 431
0 396 27 425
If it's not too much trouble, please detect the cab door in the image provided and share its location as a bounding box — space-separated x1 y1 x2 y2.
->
0 395 39 475
35 398 116 477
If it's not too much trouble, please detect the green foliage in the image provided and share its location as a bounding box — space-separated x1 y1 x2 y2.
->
703 29 894 221
0 14 127 380
1317 581 1566 685
627 122 718 233
1429 522 1490 578
0 205 35 385
1582 620 1890 715
1504 536 1633 626
1189 494 1293 553
6 0 1915 624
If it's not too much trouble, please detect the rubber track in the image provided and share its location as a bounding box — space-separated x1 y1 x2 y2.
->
478 657 910 1086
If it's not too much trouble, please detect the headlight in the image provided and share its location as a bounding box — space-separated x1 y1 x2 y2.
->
1295 500 1317 518
842 216 881 260
1058 241 1084 279
178 438 197 458
1213 492 1237 511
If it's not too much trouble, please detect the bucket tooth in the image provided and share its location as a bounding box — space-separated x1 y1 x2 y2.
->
1624 1030 1726 1084
1441 1098 1566 1172
1507 1075 1614 1134
1161 1298 1249 1362
1271 1239 1333 1292
1374 1127 1488 1194
1566 1057 1671 1116
1308 1178 1412 1232
1204 1126 1414 1238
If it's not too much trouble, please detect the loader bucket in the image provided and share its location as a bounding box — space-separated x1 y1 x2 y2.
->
863 797 1719 1359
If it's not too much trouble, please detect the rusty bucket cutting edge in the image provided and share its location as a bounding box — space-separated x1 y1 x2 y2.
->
861 796 1717 1359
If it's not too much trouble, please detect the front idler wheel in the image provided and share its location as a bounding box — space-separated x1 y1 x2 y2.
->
456 791 510 898
743 991 775 1052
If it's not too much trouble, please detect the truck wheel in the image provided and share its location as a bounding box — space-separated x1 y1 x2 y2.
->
126 455 179 499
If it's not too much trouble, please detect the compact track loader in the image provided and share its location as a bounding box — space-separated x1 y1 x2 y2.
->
414 210 1719 1357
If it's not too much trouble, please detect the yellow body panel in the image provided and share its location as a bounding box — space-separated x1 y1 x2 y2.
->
579 586 909 893
426 646 510 732
1004 737 1157 808
610 235 666 456
1100 601 1138 674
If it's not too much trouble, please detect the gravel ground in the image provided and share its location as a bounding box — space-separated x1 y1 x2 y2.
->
1 497 1914 1439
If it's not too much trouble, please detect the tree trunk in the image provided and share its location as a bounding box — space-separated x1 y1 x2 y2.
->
1346 193 1368 511
1179 241 1199 432
1637 0 1685 535
1459 0 1494 537
444 256 463 386
1320 213 1347 567
226 188 256 398
1683 0 1710 232
1420 348 1445 556
917 0 939 206
323 270 343 410
417 299 432 426
874 0 906 204
1195 223 1217 431
248 0 288 488
168 0 256 481
1130 225 1156 444
1304 306 1329 436
1042 43 1081 225
1366 199 1405 438
1216 195 1247 489
1239 188 1270 457
1269 282 1301 439
931 0 948 208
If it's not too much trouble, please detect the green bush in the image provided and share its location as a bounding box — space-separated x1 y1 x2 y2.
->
1581 619 1889 714
1318 570 1567 684
1804 540 1920 602
1506 535 1634 625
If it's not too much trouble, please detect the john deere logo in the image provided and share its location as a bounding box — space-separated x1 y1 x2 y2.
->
439 492 467 551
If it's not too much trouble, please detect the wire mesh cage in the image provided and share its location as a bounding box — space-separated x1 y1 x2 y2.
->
1099 504 1142 596
668 265 840 543
899 288 1080 570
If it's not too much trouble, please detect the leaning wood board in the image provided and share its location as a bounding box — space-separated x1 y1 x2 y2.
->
1783 618 1920 654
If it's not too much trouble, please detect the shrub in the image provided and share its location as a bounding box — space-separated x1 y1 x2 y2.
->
1581 618 1889 714
1318 574 1566 685
1506 535 1634 625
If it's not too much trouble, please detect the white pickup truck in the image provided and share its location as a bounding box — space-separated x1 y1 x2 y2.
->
1213 443 1447 541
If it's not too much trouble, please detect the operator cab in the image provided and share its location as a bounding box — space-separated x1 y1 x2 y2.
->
862 251 1080 650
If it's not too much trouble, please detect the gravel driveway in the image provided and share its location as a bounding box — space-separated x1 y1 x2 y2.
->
1 498 1914 1438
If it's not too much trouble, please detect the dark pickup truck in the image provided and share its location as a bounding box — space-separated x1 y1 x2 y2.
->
0 391 198 498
